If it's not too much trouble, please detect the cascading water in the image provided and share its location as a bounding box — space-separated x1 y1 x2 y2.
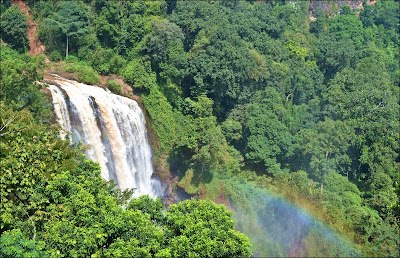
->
46 74 162 198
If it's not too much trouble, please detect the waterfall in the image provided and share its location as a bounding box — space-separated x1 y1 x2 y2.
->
47 74 162 198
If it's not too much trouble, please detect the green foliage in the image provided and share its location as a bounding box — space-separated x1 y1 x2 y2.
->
178 96 241 173
106 80 121 95
221 119 242 143
0 104 79 232
44 1 89 58
328 14 364 49
316 34 357 78
89 48 127 75
127 195 164 222
360 1 399 34
0 1 11 14
341 5 354 16
159 40 188 84
0 229 46 258
142 85 178 154
49 50 63 62
0 46 51 123
93 1 121 50
243 88 292 175
78 68 101 85
62 61 101 85
123 59 155 91
0 5 29 53
165 199 252 257
293 119 353 182
145 19 184 66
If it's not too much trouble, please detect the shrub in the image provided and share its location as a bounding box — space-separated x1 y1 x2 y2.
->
123 59 155 91
49 50 63 62
109 54 127 75
62 61 101 85
65 54 79 63
77 65 100 85
62 62 77 73
106 80 121 95
89 48 127 75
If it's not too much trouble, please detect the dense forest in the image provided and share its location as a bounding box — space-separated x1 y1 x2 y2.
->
1 0 399 257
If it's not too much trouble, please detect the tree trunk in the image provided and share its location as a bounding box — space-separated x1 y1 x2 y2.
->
66 34 69 58
320 181 323 197
321 150 328 197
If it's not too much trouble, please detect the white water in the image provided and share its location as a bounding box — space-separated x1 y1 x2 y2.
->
47 74 162 198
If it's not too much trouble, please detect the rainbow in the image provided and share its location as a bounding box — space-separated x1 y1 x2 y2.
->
226 178 360 257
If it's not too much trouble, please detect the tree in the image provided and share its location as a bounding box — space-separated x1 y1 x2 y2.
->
287 59 324 106
0 1 12 14
93 1 121 49
0 229 46 258
340 5 353 16
165 199 252 257
159 40 188 84
144 19 185 72
169 1 220 49
293 119 353 194
179 95 240 173
118 14 145 56
0 46 51 123
123 58 156 91
316 34 357 79
327 13 364 49
0 5 29 53
221 119 242 144
14 1 398 256
323 65 399 182
366 172 397 215
44 2 88 58
243 88 292 175
359 1 374 28
371 1 399 33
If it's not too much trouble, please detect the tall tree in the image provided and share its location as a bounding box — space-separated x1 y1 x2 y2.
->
243 88 292 175
0 46 51 123
44 2 88 58
0 5 29 53
293 119 353 194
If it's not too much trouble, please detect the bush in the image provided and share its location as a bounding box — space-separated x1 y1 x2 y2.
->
0 229 46 257
142 86 178 153
90 48 112 75
77 65 100 85
65 55 79 63
62 61 101 85
49 50 62 62
109 54 127 75
89 48 127 75
123 59 155 91
106 80 121 95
